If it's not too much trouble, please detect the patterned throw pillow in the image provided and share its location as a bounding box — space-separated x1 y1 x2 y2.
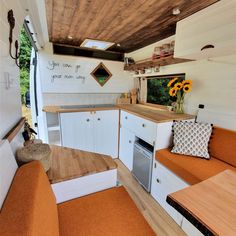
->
171 121 213 159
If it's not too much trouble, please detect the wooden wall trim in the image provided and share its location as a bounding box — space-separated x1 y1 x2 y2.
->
3 117 26 142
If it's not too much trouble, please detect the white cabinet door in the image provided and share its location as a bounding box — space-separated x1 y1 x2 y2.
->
60 112 94 152
174 0 236 60
151 161 189 225
94 110 119 158
120 111 156 145
119 127 135 171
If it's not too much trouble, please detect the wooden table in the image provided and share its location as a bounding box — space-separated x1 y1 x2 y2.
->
47 145 117 184
167 170 236 236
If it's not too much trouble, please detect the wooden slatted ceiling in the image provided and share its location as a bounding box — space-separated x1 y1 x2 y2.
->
45 0 218 53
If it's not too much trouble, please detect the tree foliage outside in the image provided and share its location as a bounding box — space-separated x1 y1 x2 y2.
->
19 27 32 103
147 76 184 106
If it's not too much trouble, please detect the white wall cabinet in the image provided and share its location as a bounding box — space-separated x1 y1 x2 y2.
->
119 127 135 171
151 161 189 226
60 110 119 158
174 0 236 60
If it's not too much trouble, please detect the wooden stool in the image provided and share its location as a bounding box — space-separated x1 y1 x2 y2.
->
16 144 51 172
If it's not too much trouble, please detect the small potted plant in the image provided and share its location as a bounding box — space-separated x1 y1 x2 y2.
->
168 77 192 114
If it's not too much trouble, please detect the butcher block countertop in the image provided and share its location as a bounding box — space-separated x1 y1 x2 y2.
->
167 170 236 236
43 104 194 123
47 145 117 184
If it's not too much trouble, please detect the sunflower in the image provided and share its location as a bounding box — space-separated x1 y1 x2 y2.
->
174 82 183 90
169 87 177 97
167 77 178 87
183 84 192 93
182 80 192 86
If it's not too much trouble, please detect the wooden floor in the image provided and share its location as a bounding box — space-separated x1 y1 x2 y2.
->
115 159 186 236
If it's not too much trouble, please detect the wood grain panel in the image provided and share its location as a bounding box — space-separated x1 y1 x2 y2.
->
167 170 236 236
3 117 26 142
47 145 117 184
45 0 218 52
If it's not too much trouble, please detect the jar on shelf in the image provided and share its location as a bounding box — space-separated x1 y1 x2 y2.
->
152 46 162 59
170 41 175 54
161 43 171 57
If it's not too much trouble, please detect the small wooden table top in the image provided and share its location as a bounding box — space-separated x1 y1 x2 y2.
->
47 145 117 184
167 170 236 236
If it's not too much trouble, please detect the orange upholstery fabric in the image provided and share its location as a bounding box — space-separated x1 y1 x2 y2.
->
156 149 236 185
209 127 236 167
58 186 155 236
0 161 59 236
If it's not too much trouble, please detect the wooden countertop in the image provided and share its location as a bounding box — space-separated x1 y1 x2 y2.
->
117 104 195 123
47 145 117 184
167 170 236 236
43 105 119 113
43 104 194 123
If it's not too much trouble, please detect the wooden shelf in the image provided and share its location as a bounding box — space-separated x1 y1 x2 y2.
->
124 55 193 71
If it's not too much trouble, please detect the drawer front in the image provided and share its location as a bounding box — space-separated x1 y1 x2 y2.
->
120 111 156 144
151 161 189 225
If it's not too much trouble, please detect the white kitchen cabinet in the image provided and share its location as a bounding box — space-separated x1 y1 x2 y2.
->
119 127 135 171
120 111 157 145
151 161 189 225
174 0 236 60
60 112 94 152
60 110 119 157
93 110 119 157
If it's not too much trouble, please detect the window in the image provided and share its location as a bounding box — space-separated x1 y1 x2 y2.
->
147 74 185 106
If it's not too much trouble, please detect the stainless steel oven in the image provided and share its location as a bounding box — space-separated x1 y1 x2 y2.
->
132 139 153 192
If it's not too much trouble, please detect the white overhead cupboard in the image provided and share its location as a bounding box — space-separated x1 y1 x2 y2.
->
174 0 236 60
60 110 119 158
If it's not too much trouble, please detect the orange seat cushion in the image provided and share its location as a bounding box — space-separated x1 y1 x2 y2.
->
156 149 236 185
58 186 155 236
0 161 59 236
209 127 236 167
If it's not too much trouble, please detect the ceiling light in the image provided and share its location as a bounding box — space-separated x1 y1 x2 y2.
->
80 39 114 50
172 7 180 15
68 35 73 39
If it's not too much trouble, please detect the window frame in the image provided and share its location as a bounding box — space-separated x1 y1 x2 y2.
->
145 73 185 107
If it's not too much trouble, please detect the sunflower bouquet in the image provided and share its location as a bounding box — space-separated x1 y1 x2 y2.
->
167 77 192 113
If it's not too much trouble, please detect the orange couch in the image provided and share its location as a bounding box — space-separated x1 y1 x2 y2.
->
156 126 236 185
0 161 155 236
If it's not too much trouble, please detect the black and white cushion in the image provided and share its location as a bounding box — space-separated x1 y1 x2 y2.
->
171 121 213 159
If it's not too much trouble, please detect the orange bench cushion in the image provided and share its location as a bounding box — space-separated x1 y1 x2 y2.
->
156 149 236 185
0 161 59 236
209 127 236 167
58 186 155 236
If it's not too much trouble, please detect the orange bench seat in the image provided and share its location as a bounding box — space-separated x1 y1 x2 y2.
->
156 148 236 185
156 126 236 185
58 187 155 236
0 161 155 236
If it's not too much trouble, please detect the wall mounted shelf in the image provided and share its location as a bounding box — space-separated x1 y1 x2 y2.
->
124 55 193 71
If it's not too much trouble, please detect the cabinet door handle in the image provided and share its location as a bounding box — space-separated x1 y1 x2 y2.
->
156 178 160 184
86 119 90 122
97 118 101 121
125 116 128 120
142 124 146 127
201 44 214 51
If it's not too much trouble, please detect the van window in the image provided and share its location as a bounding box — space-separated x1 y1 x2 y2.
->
147 74 185 106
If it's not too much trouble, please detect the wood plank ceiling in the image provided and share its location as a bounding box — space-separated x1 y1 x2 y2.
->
45 0 219 53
